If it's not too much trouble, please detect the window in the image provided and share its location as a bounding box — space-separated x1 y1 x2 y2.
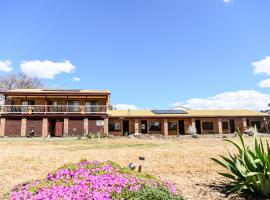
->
68 101 80 112
21 100 35 112
148 122 161 131
222 121 229 130
109 122 121 132
251 121 261 129
202 122 213 130
168 122 177 131
86 101 98 112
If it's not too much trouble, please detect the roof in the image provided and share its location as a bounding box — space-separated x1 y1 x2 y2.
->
108 109 269 118
151 110 188 114
0 89 110 96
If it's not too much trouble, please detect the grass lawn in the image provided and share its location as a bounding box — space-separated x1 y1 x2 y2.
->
0 135 269 199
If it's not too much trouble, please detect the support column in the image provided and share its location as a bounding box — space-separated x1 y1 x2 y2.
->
243 118 247 130
218 118 223 134
0 118 5 136
135 119 139 133
104 117 108 135
191 118 196 128
64 118 68 136
21 118 27 137
84 117 88 136
164 119 168 136
42 118 48 137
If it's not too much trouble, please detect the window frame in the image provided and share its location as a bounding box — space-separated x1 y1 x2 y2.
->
109 122 121 132
202 122 214 130
251 121 261 129
222 121 229 130
148 122 161 131
168 121 177 131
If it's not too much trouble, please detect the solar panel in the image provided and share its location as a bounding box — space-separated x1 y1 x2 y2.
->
42 89 81 92
151 110 188 114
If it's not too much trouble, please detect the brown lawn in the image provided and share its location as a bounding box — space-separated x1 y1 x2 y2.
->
0 135 269 200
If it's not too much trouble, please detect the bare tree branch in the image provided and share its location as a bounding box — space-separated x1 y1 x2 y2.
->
0 73 43 90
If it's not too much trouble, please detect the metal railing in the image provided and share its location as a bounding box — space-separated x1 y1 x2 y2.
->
0 105 107 114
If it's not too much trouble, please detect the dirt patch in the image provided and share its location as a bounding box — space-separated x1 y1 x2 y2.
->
0 136 268 199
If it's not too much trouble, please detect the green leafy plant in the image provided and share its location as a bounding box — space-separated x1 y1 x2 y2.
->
114 185 184 200
211 131 270 197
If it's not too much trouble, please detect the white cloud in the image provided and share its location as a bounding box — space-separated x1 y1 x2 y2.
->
20 60 75 79
113 104 139 110
0 60 12 72
172 90 270 110
253 56 270 75
223 0 232 4
258 79 270 88
72 77 80 81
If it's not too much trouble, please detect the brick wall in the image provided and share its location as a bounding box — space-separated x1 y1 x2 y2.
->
26 118 43 136
68 118 84 136
88 119 104 136
5 119 21 136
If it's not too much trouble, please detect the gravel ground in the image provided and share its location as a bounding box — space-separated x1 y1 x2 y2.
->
0 135 268 199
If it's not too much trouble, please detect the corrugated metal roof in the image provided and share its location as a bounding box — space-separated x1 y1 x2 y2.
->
109 109 268 117
1 89 110 94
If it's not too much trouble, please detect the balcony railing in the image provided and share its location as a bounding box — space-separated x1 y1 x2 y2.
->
0 105 107 114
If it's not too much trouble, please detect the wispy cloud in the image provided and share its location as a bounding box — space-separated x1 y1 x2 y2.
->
253 56 270 88
0 60 13 72
258 79 270 88
72 77 80 81
171 90 270 110
253 56 270 75
20 60 75 79
113 104 139 110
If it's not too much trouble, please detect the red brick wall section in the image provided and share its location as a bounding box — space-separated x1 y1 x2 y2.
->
5 119 21 136
88 119 104 136
26 119 43 136
68 119 84 136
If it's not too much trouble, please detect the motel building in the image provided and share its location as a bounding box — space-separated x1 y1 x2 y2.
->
0 89 268 137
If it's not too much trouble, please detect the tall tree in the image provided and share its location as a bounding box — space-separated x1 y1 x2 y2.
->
0 73 42 90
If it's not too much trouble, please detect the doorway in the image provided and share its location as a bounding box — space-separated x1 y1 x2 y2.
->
49 119 63 137
141 120 147 134
123 120 129 136
178 120 185 135
229 119 235 133
195 120 201 134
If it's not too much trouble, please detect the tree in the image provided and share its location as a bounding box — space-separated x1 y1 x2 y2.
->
0 73 42 90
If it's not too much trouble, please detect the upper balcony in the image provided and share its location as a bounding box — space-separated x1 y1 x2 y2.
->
0 105 107 114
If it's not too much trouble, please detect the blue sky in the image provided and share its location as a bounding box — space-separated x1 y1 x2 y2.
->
1 0 270 110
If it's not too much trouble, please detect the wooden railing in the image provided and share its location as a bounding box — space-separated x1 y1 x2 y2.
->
0 105 107 114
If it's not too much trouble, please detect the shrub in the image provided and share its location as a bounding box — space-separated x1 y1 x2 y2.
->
211 131 270 198
187 125 199 138
246 127 255 136
11 160 183 200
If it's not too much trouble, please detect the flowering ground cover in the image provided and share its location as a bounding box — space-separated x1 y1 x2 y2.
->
11 160 183 200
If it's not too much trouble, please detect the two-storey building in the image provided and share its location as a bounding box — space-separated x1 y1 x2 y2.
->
0 89 110 137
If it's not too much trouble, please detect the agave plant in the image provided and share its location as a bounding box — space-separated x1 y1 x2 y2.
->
211 131 270 197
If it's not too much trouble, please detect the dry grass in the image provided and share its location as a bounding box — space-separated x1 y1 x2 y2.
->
0 135 269 200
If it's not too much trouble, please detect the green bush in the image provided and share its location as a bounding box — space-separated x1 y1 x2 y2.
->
113 185 184 200
211 131 270 197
